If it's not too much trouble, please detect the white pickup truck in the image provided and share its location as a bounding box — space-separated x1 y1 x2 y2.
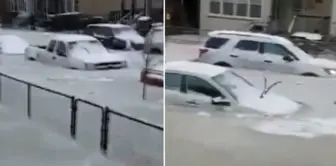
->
25 34 127 70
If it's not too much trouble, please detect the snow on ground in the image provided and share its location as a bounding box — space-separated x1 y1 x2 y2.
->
0 29 163 166
0 105 120 166
166 40 336 138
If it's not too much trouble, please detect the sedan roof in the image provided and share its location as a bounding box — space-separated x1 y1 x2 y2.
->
165 61 228 77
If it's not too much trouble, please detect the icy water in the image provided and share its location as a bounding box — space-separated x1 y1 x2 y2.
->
166 41 336 138
0 55 163 166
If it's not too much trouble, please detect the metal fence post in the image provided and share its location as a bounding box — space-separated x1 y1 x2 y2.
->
100 107 110 156
70 97 78 140
27 84 31 119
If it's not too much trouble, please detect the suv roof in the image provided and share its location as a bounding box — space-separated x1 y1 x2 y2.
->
208 30 292 45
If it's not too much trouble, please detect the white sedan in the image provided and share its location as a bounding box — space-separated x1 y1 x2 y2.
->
25 34 127 70
164 61 305 116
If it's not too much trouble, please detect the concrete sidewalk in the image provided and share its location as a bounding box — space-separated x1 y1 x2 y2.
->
0 106 122 166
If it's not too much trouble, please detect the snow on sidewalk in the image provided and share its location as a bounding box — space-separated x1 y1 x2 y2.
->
0 105 122 166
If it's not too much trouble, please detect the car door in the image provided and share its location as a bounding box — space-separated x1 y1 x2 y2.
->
40 40 57 63
230 39 266 70
260 42 297 74
54 41 69 67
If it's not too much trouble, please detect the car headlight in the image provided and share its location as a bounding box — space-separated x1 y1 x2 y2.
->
324 68 336 75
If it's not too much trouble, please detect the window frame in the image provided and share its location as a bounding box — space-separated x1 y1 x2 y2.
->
165 72 184 92
208 0 262 20
234 39 260 52
185 75 223 98
260 42 299 60
47 40 57 52
55 41 67 57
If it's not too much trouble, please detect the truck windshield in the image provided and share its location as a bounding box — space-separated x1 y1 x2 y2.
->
68 40 106 55
212 71 254 100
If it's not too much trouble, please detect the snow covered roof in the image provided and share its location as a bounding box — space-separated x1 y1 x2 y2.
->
291 32 323 41
165 61 228 77
88 23 131 29
138 16 151 21
209 30 293 45
52 34 96 42
56 12 81 16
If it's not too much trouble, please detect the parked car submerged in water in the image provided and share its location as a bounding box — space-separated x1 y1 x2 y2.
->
164 61 304 116
83 23 145 51
24 34 127 70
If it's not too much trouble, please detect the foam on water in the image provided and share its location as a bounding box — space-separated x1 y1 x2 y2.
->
253 118 336 138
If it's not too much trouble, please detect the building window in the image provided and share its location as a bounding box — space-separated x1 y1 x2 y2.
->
223 0 234 15
250 0 261 18
209 0 221 14
209 0 262 18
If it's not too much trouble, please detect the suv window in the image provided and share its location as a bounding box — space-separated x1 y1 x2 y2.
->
235 40 259 51
205 37 229 49
262 43 294 57
47 40 57 52
56 42 67 56
165 73 182 90
186 75 222 98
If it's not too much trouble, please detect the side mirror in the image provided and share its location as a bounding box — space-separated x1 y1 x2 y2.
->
283 56 294 62
211 97 231 106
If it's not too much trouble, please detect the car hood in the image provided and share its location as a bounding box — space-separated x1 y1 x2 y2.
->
308 58 336 68
237 88 300 116
72 52 126 63
115 32 144 44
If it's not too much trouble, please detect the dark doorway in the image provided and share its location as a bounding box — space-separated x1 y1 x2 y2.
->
182 0 200 29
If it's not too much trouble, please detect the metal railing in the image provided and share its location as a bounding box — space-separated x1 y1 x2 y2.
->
0 71 163 159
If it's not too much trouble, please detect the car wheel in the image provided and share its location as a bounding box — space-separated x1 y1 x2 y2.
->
214 62 232 68
301 73 319 77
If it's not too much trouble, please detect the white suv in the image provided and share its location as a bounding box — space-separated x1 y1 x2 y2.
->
197 30 336 77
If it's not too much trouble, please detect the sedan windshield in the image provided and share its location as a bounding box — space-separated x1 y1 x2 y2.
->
68 40 106 55
212 71 254 100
